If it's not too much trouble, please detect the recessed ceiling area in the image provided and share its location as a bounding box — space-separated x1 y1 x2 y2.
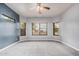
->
5 3 73 17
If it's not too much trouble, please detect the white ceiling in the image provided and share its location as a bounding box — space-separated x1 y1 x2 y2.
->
5 3 73 17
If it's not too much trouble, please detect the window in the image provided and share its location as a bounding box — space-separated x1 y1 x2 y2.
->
32 23 47 36
39 24 47 35
53 23 60 36
32 23 39 35
20 21 26 36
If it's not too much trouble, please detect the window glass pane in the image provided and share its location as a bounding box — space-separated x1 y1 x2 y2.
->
20 21 26 36
53 23 59 36
40 28 47 35
32 23 39 35
55 23 59 28
40 24 47 29
32 23 47 36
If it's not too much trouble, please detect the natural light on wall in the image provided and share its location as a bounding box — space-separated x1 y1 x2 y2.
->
0 14 14 22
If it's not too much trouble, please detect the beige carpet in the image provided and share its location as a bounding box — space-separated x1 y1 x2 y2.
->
0 41 79 56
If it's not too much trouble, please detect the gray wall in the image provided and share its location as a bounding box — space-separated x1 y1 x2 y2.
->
60 4 79 51
0 3 19 48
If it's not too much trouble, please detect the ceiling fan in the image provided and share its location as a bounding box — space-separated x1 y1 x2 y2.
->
37 3 50 14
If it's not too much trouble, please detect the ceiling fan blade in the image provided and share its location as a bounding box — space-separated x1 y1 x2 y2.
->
36 3 50 14
37 3 50 10
43 7 50 10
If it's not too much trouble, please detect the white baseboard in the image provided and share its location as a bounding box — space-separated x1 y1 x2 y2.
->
0 41 19 52
62 41 79 52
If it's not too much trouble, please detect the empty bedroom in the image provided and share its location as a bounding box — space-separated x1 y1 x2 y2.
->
0 3 79 56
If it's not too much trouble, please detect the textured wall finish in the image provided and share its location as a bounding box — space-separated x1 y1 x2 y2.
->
60 4 79 50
